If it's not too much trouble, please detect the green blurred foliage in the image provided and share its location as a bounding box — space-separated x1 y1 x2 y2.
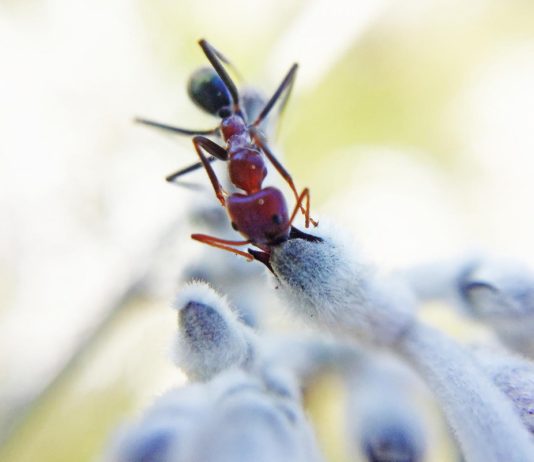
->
283 1 534 200
0 384 132 462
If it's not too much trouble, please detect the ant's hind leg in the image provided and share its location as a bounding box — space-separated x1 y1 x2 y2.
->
191 234 254 261
192 136 229 206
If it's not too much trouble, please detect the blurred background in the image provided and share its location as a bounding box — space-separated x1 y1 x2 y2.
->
1 0 534 460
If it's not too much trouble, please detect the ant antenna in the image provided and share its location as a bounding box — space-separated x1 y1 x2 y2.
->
199 39 241 113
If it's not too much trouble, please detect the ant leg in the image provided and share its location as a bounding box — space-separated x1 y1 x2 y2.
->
192 136 229 206
191 234 253 261
135 117 218 136
165 157 217 183
250 129 298 197
251 130 318 227
285 188 313 230
251 63 298 128
197 41 244 82
198 39 241 113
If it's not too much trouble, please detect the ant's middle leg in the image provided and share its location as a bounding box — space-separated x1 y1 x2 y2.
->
192 136 229 206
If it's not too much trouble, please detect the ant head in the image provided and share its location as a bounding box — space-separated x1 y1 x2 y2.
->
188 67 232 116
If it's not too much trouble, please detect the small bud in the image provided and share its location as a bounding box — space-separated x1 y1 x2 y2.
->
460 259 534 356
109 420 181 462
103 385 209 462
196 370 324 462
172 282 256 381
345 359 427 462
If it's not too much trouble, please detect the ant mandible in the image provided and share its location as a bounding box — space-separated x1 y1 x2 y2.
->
137 39 319 263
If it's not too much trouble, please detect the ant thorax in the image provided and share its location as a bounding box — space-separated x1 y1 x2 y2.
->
220 114 247 142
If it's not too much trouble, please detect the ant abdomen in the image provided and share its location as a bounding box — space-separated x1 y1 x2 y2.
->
188 67 232 116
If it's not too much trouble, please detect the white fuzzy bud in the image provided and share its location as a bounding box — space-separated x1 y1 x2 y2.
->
345 358 427 462
102 385 210 462
460 259 534 356
196 370 324 462
270 225 416 346
172 282 256 381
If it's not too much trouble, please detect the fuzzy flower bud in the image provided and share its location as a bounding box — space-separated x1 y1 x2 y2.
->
102 385 210 462
345 359 427 462
173 282 256 381
459 259 534 356
270 225 416 346
195 390 300 461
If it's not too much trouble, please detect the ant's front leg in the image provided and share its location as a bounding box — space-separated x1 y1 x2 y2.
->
191 233 253 261
192 136 229 206
285 188 314 229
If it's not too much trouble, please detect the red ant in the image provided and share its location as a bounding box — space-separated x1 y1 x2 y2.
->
137 39 319 264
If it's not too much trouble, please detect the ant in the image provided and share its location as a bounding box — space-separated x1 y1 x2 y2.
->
137 39 319 265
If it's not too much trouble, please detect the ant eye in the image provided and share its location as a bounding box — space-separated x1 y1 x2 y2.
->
231 221 239 231
272 214 283 225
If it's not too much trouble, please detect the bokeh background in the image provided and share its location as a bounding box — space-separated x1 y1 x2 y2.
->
1 0 534 460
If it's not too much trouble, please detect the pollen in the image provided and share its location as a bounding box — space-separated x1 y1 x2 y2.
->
258 199 265 205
